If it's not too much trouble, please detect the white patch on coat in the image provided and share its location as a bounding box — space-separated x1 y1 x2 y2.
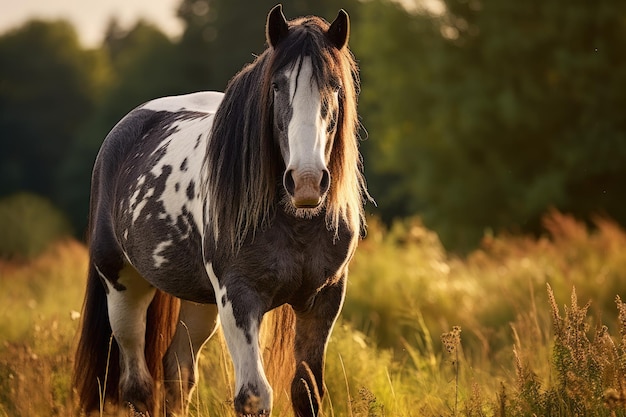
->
101 263 156 398
94 264 108 283
129 175 147 213
145 114 218 234
141 91 224 113
205 262 272 413
132 187 154 223
126 92 224 235
152 240 173 268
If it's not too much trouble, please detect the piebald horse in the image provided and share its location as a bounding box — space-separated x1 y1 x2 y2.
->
73 5 367 417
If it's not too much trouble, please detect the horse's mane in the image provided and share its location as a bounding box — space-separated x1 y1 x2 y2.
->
204 15 367 250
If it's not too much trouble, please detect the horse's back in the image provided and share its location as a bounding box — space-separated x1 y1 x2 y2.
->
89 92 223 303
140 91 224 114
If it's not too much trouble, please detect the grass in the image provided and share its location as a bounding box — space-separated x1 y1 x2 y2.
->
0 239 86 416
2 210 626 416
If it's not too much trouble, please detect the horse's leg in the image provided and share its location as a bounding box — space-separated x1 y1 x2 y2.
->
163 301 219 416
291 277 346 417
103 262 157 414
223 302 271 416
206 264 272 416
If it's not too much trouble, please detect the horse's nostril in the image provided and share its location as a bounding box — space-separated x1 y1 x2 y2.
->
284 169 296 196
320 169 330 194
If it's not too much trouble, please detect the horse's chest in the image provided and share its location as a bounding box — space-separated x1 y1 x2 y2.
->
213 219 356 309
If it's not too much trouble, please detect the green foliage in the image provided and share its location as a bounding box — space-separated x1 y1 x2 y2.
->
175 0 361 91
0 20 108 208
0 193 72 260
101 20 182 116
353 0 626 251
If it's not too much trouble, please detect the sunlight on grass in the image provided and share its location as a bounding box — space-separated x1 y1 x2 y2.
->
0 239 87 416
2 211 626 415
0 239 86 344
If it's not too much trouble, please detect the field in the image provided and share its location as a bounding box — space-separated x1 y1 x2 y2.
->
2 211 626 416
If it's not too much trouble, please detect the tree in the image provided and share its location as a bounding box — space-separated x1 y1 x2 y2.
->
353 0 626 251
100 19 182 121
175 0 361 91
59 20 182 233
0 20 107 203
352 1 444 221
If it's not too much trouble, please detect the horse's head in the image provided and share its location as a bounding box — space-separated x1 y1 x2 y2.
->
266 5 350 211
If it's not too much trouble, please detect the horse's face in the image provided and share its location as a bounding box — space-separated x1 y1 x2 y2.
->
267 5 349 211
271 57 340 209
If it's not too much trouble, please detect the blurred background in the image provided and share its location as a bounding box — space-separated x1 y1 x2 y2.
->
0 0 624 253
2 2 626 414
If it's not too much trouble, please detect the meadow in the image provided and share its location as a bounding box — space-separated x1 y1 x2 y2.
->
2 210 626 416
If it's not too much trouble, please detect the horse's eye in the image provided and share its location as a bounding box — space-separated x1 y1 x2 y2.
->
272 82 279 92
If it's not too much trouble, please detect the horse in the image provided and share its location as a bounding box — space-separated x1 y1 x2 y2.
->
73 4 367 417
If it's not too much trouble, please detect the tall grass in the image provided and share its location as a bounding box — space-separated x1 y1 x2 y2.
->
1 211 626 416
0 239 86 416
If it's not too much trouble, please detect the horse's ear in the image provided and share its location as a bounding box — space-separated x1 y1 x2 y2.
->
267 4 289 48
327 9 350 50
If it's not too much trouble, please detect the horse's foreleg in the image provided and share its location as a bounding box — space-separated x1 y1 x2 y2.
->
103 263 157 414
207 263 272 416
291 276 346 417
163 301 219 416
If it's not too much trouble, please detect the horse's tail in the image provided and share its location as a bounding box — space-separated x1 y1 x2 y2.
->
73 261 180 414
144 289 180 414
261 304 297 414
73 260 117 413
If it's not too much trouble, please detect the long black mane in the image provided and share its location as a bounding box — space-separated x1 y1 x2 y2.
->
204 15 366 250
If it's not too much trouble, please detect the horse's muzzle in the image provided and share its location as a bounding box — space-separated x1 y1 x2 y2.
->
284 168 330 208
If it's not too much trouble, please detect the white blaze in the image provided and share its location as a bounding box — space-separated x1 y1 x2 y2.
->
285 56 327 175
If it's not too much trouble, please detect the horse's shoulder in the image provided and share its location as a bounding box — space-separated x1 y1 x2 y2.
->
139 91 225 114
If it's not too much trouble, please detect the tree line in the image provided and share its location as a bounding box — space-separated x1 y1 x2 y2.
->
1 0 624 251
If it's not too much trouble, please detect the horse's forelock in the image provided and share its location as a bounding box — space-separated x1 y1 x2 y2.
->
270 18 341 91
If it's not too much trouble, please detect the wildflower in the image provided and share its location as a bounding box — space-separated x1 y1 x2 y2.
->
441 326 462 357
